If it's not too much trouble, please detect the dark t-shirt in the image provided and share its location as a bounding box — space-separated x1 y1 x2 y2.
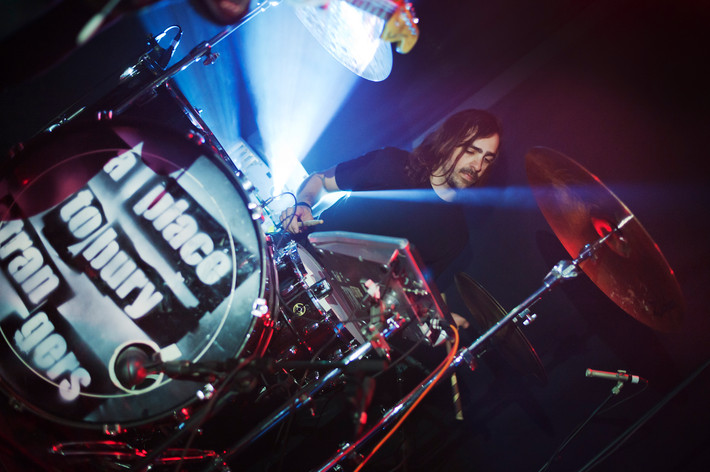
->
316 147 468 283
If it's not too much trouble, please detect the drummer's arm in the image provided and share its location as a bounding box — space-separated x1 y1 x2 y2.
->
280 167 339 233
296 166 340 208
440 293 469 330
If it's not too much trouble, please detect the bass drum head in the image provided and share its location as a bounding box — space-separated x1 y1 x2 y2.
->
0 119 267 429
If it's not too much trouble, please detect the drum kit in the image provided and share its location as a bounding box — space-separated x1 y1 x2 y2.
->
0 1 684 472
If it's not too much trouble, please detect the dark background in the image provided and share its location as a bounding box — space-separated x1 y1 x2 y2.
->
1 0 709 471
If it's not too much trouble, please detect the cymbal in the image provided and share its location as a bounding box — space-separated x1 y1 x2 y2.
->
291 0 393 82
455 273 547 383
525 147 684 332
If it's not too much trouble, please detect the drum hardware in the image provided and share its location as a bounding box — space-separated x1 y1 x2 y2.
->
516 308 537 326
209 314 410 470
195 233 455 470
110 1 280 118
41 23 177 135
128 341 400 472
48 439 228 471
455 272 546 383
304 231 454 347
273 239 364 360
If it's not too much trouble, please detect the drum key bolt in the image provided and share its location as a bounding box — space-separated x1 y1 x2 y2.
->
248 201 263 220
197 384 216 401
186 131 206 145
203 52 219 65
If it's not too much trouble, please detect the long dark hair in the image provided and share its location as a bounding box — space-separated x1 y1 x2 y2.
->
407 109 502 185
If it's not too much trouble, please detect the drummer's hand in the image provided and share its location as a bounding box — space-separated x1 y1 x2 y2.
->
280 203 313 233
451 312 470 330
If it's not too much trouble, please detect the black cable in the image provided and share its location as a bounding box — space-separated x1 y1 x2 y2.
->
537 391 616 472
166 358 258 472
264 192 298 231
372 338 426 380
598 381 649 415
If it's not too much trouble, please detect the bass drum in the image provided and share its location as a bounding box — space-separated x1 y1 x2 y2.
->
0 118 270 430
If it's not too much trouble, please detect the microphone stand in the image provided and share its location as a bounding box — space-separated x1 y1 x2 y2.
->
311 223 629 472
143 358 389 384
113 0 280 116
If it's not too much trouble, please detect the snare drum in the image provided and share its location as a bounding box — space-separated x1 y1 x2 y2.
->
0 119 269 430
271 241 364 362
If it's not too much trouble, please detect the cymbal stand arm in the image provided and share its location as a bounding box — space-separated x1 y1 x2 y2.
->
113 1 278 116
213 315 409 467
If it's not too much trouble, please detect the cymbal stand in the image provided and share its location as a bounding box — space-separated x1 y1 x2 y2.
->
311 220 631 472
113 0 281 116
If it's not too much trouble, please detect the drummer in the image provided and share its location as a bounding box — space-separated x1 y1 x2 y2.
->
279 108 502 328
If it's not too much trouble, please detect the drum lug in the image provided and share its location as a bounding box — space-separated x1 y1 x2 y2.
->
173 406 193 422
102 423 125 436
186 130 206 145
311 279 332 299
248 201 264 221
96 110 113 121
251 297 270 318
197 383 216 401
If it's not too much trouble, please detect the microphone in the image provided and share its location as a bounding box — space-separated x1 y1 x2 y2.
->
585 368 648 385
145 359 249 382
114 346 152 388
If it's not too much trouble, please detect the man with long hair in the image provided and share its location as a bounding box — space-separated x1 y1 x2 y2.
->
280 108 501 285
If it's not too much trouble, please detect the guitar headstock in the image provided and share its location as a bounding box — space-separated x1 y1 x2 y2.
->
381 2 419 54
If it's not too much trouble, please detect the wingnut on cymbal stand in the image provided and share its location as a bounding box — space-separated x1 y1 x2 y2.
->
311 225 626 472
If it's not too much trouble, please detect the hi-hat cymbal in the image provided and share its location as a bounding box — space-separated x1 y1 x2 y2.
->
525 146 684 332
291 0 393 81
455 273 546 383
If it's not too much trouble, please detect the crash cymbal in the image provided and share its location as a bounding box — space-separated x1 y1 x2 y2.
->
290 0 393 81
525 147 684 332
455 273 546 383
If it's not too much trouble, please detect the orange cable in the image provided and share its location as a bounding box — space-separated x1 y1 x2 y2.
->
353 325 460 472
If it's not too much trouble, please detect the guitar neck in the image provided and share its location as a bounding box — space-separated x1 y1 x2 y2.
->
346 0 399 20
